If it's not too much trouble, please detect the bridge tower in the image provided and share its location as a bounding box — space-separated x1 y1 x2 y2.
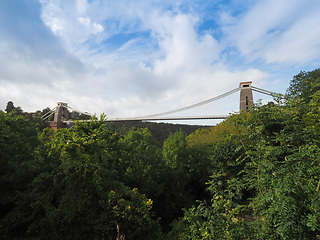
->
54 102 69 122
47 102 69 129
239 81 253 111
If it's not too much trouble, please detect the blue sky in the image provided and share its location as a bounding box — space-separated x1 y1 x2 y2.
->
0 0 320 124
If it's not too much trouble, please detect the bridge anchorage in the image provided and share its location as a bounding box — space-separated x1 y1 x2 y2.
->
44 82 276 129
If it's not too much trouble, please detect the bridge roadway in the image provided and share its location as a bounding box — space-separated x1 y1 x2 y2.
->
63 115 229 123
106 115 229 121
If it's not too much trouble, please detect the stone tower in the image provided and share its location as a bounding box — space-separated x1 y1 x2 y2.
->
47 102 69 129
239 81 253 111
54 102 69 122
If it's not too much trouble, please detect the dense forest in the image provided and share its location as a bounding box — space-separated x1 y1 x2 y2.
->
1 68 320 239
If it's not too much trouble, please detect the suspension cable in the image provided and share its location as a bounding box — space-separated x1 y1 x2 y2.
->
41 107 57 120
252 89 273 96
67 106 93 117
41 110 52 119
252 86 276 96
43 85 278 123
42 109 56 120
137 87 240 119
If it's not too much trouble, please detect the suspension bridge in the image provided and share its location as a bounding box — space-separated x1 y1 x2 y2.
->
43 82 276 129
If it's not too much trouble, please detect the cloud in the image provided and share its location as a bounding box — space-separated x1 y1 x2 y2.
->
148 11 220 72
78 17 104 34
264 13 320 64
223 0 320 65
0 0 87 85
39 0 104 48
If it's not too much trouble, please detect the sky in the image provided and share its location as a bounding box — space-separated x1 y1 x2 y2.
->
0 0 320 125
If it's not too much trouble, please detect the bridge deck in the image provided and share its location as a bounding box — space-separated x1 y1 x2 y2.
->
63 115 228 123
107 116 228 121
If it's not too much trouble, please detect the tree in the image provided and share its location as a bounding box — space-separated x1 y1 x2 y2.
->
170 113 253 240
5 101 15 113
14 118 161 239
161 131 209 230
170 68 320 239
286 68 320 104
118 128 164 197
0 111 40 238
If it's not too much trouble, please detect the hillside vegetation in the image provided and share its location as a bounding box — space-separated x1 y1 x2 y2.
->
1 68 320 239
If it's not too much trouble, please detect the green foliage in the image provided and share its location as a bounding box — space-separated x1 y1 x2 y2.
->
163 131 190 169
5 101 24 115
286 68 320 104
118 127 163 191
35 119 161 239
160 131 213 232
0 111 40 223
171 68 320 239
170 203 254 240
0 113 42 240
106 121 207 146
1 117 163 239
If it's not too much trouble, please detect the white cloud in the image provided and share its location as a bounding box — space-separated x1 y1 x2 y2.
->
264 13 320 64
147 12 220 72
224 0 320 64
39 0 104 48
78 17 104 34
